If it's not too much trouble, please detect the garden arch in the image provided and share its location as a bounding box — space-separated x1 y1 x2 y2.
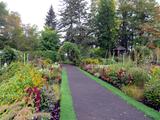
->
58 42 80 65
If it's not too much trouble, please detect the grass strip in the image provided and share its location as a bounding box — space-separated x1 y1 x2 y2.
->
78 68 160 120
60 69 77 120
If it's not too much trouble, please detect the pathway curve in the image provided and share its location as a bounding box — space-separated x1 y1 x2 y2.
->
64 65 151 120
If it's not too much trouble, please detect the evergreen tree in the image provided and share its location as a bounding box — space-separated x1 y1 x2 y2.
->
45 5 56 30
96 0 118 55
41 27 60 51
87 0 98 45
59 0 87 43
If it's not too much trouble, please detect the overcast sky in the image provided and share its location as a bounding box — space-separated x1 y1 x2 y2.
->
1 0 160 30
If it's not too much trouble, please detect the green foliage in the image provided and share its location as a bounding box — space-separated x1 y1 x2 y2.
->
96 0 118 52
81 58 102 65
144 66 160 108
58 42 80 65
118 0 158 47
0 102 34 120
0 62 21 83
41 27 60 51
89 48 105 58
103 58 116 65
45 5 56 30
0 2 8 49
1 46 22 64
131 46 151 64
59 0 87 43
21 24 41 51
154 40 160 48
0 63 44 105
144 79 160 108
122 85 144 101
128 67 149 87
28 50 57 62
40 85 58 112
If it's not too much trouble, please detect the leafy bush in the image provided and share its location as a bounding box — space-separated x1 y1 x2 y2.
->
0 61 62 119
97 65 133 88
128 67 149 87
40 66 62 84
144 79 160 110
122 85 144 100
0 62 21 83
81 58 102 65
143 66 160 110
103 58 116 65
1 46 22 64
131 46 151 64
0 63 44 105
28 50 57 62
150 66 160 80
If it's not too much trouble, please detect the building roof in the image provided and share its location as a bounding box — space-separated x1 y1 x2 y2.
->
113 46 126 51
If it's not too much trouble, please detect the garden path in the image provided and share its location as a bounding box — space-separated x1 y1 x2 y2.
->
64 65 151 120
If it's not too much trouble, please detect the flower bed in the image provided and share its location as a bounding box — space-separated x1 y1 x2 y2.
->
81 63 160 111
0 60 62 120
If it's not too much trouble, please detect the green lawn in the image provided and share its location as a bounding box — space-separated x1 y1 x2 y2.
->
60 69 77 120
79 68 160 120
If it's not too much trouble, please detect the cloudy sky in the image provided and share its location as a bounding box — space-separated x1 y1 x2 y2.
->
1 0 160 30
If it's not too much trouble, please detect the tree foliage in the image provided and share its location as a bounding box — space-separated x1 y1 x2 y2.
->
118 0 158 48
41 27 60 51
59 0 88 43
45 5 56 30
0 2 8 49
96 0 118 54
58 42 80 65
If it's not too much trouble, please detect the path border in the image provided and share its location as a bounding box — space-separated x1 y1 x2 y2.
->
78 68 160 120
60 69 77 120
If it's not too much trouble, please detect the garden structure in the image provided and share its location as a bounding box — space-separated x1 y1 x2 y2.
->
113 46 126 56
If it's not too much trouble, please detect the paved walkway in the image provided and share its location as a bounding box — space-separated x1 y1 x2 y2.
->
65 65 151 120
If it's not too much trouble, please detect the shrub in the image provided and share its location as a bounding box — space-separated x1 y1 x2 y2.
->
102 58 116 65
150 66 160 80
122 85 144 100
28 50 57 62
131 46 151 64
0 63 44 105
0 62 21 83
99 67 133 88
1 46 22 64
81 58 102 65
128 67 149 87
144 79 160 110
143 66 160 110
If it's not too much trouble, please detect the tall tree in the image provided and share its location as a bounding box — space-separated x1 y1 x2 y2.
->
87 0 98 45
96 0 118 55
0 2 8 49
4 12 23 49
22 24 40 51
118 0 158 48
59 0 87 43
134 0 157 45
117 0 134 49
45 5 56 30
